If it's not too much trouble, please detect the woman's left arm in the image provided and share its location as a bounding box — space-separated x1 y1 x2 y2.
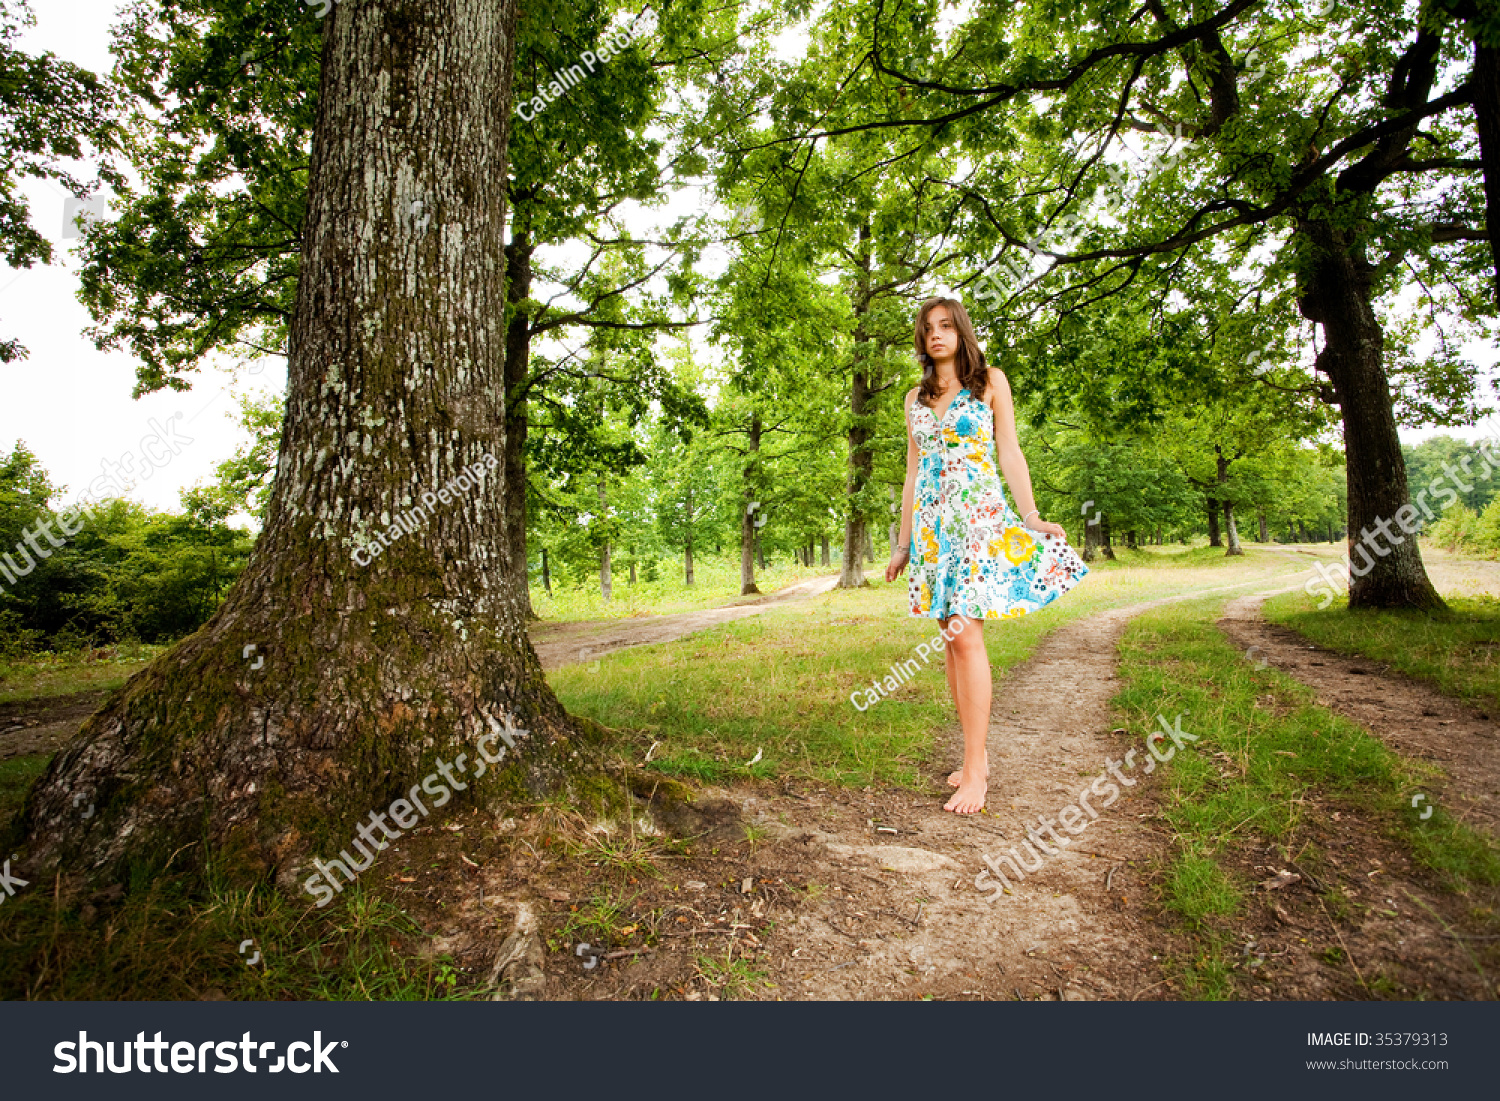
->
987 368 1066 537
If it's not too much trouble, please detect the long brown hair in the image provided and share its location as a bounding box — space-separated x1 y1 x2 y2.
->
914 297 987 406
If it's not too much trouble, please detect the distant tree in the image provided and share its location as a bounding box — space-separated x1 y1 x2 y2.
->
1402 435 1499 516
0 0 114 361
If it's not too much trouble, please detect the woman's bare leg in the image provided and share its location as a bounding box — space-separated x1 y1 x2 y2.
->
942 615 989 813
942 616 962 785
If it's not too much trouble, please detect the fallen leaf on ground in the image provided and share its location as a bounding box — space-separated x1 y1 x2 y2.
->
1259 870 1301 891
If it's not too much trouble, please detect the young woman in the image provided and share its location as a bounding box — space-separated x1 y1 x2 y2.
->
886 297 1089 814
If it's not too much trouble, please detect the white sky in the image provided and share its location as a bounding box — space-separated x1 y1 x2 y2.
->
0 0 1494 528
0 0 282 518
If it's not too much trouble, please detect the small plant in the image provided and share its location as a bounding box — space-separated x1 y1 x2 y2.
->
568 829 664 879
557 889 638 948
695 947 772 1000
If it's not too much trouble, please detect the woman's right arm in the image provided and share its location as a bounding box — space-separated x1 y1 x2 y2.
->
886 389 920 582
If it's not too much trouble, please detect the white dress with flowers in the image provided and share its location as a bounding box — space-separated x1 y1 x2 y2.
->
907 387 1088 620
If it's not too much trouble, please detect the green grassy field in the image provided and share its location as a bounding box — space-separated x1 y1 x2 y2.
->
1263 588 1500 715
1113 593 1500 998
548 545 1311 787
2 540 1487 1000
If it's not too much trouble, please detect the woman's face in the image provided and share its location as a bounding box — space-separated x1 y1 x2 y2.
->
923 304 956 363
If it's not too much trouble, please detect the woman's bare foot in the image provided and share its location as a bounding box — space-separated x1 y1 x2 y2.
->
944 770 987 814
946 752 988 788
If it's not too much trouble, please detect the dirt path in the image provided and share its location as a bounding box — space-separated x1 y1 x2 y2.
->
1217 588 1500 840
529 574 841 671
437 568 1315 1002
0 691 109 763
306 560 1496 1000
708 570 1321 1000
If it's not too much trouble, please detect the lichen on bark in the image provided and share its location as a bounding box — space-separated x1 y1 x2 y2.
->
11 0 611 887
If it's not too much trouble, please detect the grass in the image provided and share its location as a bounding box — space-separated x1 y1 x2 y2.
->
548 546 1315 789
0 540 1385 999
695 945 775 999
1263 587 1500 715
1112 592 1500 997
0 641 164 705
554 888 641 949
0 754 49 823
0 867 473 1001
529 553 831 623
564 823 668 879
526 539 1314 625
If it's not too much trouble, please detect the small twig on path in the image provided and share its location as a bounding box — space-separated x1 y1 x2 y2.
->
823 916 861 942
1288 859 1329 894
602 948 652 961
1317 896 1372 997
965 820 1009 838
660 928 739 938
1130 978 1170 1001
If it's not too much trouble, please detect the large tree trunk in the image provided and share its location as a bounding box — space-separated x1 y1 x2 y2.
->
888 485 900 559
1217 453 1243 556
14 0 594 880
1296 217 1445 610
820 534 830 566
838 222 874 589
502 224 536 618
683 489 695 586
740 415 761 595
1222 503 1243 555
598 477 612 602
1082 516 1101 562
1205 496 1222 546
1474 36 1500 309
1257 511 1268 544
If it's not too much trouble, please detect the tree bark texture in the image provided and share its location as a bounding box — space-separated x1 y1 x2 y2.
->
1217 454 1242 556
598 477 612 602
1296 216 1445 610
838 221 873 589
740 415 761 595
16 0 597 881
502 223 535 618
1473 37 1500 310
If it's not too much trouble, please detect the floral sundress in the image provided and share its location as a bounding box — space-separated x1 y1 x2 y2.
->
908 386 1088 620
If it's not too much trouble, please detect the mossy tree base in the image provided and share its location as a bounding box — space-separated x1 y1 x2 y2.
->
13 0 607 887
